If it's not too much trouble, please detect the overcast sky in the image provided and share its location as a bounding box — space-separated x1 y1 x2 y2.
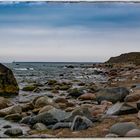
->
0 2 140 62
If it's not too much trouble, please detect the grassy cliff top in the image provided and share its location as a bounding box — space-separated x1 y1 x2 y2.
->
106 52 140 65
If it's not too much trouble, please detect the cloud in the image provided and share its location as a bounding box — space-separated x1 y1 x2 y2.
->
0 26 140 62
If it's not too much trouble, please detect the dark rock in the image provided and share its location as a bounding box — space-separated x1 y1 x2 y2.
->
67 88 84 98
20 116 32 125
52 122 72 130
33 123 47 131
3 125 12 128
22 85 37 91
95 87 129 103
109 122 138 136
4 128 23 136
0 63 19 95
106 102 138 115
4 113 22 122
66 65 74 68
71 115 93 131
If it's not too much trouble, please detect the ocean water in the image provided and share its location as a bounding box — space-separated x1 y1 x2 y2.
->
3 62 107 103
4 62 107 87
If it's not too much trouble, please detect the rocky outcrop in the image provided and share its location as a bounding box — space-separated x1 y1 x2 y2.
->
0 63 19 95
106 52 140 65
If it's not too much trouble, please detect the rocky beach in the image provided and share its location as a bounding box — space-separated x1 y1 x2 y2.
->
0 52 139 138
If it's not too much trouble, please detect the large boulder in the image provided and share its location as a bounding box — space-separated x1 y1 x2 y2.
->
95 87 129 103
0 63 19 95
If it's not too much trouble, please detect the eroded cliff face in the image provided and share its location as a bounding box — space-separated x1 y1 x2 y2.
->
0 63 19 95
106 52 140 65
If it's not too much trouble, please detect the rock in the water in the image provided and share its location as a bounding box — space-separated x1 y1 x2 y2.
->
125 129 140 137
30 108 70 126
3 125 12 128
106 102 138 115
124 93 140 102
52 122 71 130
0 105 22 117
34 96 53 108
4 128 23 136
109 122 138 136
71 115 93 131
0 63 19 95
4 113 22 122
78 93 96 100
33 123 47 131
95 87 129 103
0 97 13 109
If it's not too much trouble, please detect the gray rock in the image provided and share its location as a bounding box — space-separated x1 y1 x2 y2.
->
95 87 129 103
0 63 19 95
30 108 70 126
33 123 47 131
71 115 93 131
52 122 72 130
109 122 138 136
4 128 23 136
106 102 138 115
